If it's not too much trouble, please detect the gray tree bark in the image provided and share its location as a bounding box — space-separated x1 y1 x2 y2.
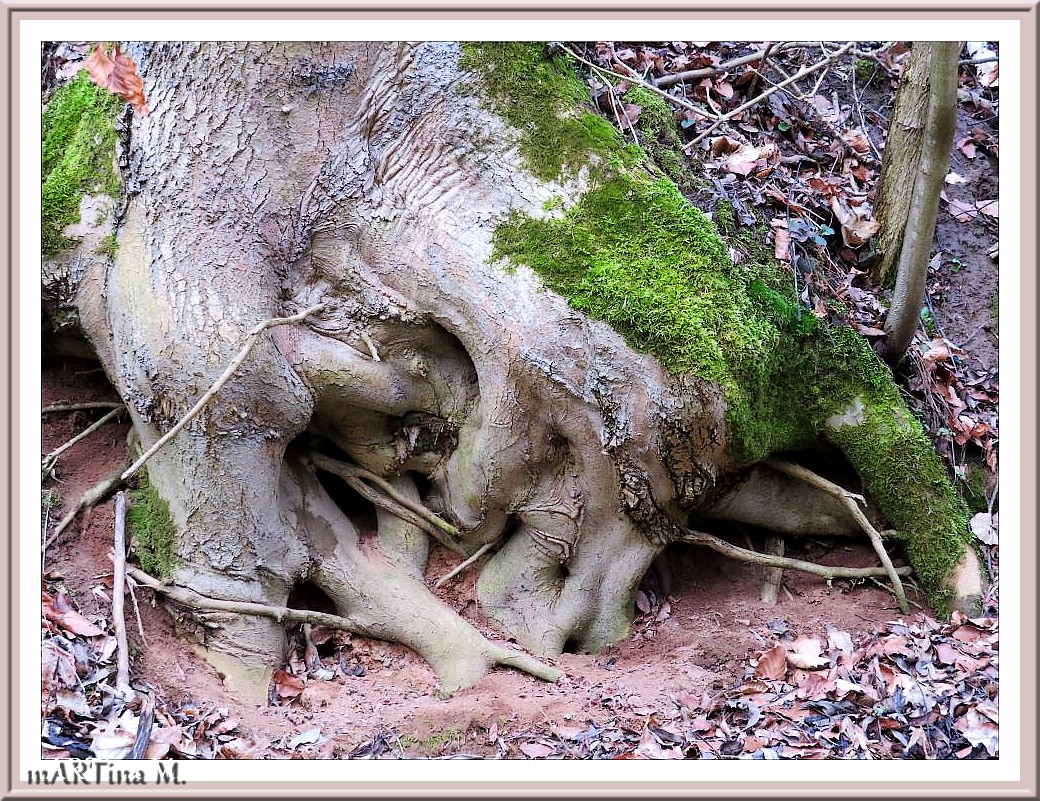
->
44 41 982 701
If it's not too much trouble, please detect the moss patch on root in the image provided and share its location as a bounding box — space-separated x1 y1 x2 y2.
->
473 42 972 611
826 394 971 614
127 481 178 581
42 71 122 257
460 43 642 182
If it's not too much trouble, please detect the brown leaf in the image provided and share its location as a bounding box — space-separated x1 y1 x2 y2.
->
754 645 788 680
83 43 149 115
841 129 871 155
57 610 105 637
786 636 829 670
954 708 998 756
272 669 305 700
771 219 791 261
519 741 554 758
947 198 979 223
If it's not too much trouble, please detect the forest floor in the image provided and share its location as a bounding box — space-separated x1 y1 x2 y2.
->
40 41 1000 761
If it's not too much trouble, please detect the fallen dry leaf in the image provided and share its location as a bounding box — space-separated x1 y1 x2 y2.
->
754 645 788 680
83 43 148 115
787 637 829 670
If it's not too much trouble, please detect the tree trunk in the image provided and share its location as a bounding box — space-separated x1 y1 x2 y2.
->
44 41 983 701
876 41 961 363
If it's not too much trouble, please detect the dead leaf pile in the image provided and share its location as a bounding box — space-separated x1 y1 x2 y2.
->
492 614 998 760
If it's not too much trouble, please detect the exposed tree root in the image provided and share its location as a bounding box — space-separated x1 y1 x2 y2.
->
679 528 912 581
763 458 910 613
121 303 325 482
42 406 124 476
310 453 465 553
126 566 562 687
44 469 125 551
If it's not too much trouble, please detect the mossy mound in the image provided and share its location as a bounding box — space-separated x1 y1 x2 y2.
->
466 42 972 608
42 71 122 257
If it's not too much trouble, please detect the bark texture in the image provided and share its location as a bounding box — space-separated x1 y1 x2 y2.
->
43 42 981 700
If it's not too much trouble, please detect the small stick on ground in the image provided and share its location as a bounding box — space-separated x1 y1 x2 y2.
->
559 44 717 123
45 471 125 551
684 42 856 151
435 540 496 588
761 535 786 605
43 407 123 475
126 574 148 645
42 401 123 415
122 303 325 482
763 458 910 614
112 491 133 699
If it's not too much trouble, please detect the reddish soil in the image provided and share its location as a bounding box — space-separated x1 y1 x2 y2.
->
42 358 922 758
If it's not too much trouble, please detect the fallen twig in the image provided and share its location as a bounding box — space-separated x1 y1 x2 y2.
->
112 491 133 698
763 458 910 614
43 407 123 475
560 44 717 122
42 401 123 415
679 528 912 581
121 303 325 482
435 540 496 588
684 42 856 151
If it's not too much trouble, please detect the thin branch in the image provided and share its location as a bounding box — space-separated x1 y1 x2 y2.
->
45 471 125 550
42 401 123 415
435 540 496 588
684 42 856 151
679 527 912 581
112 491 133 698
121 303 324 482
654 42 823 88
310 453 465 554
763 458 909 613
43 407 123 473
559 44 716 122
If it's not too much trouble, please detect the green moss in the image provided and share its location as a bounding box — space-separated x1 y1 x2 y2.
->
95 233 119 260
127 481 178 581
476 43 971 610
827 393 971 612
42 71 122 257
460 43 642 182
620 86 699 192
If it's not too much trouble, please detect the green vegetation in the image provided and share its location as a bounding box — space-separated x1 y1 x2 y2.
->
470 43 975 608
42 71 122 257
460 43 642 182
95 232 119 260
400 728 463 752
42 488 64 512
827 394 971 613
854 58 876 81
127 481 178 581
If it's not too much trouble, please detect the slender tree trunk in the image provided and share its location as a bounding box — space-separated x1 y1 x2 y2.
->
875 41 962 363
